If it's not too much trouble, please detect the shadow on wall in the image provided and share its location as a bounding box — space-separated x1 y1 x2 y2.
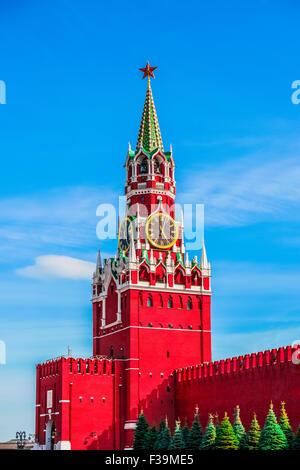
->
83 377 175 450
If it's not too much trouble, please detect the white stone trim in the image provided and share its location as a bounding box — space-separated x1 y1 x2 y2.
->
93 285 212 301
59 400 70 403
101 319 122 330
114 358 139 361
126 188 175 200
124 423 137 430
55 441 71 450
40 412 59 417
94 326 211 339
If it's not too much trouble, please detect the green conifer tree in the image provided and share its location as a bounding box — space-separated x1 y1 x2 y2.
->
233 405 246 443
214 412 239 450
169 420 185 449
181 418 190 449
293 426 300 450
187 406 203 450
200 414 216 450
153 419 166 450
214 412 222 444
239 413 261 450
258 402 288 450
279 401 294 449
145 426 158 450
214 412 220 429
133 411 149 450
155 417 171 450
247 413 261 450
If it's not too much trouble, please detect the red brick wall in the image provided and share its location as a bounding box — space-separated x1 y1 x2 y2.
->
175 345 300 432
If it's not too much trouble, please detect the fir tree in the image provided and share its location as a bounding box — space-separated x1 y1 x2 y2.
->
238 432 248 450
214 412 222 444
239 413 261 450
155 417 171 450
133 411 149 450
153 419 166 450
214 412 239 450
279 401 294 449
145 426 157 450
169 420 185 449
187 406 203 450
247 413 261 450
181 418 190 449
233 405 246 443
258 402 288 450
293 426 300 450
214 412 220 429
200 414 216 450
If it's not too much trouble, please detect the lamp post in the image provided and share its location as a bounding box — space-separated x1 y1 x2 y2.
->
16 431 26 449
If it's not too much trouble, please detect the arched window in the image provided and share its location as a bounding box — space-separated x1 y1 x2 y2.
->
147 295 153 307
175 268 185 285
140 157 148 174
156 264 166 283
159 294 163 307
168 296 173 309
139 265 150 282
178 296 183 309
192 269 201 286
139 292 143 306
154 157 161 174
187 297 193 310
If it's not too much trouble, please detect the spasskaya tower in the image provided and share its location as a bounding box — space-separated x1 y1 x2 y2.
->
35 64 299 452
91 62 212 448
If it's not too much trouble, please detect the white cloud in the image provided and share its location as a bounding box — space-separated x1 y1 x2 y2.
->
178 154 300 227
212 325 300 362
0 186 118 249
16 255 95 280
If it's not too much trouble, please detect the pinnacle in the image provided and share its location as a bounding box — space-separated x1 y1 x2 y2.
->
136 81 164 152
200 239 208 269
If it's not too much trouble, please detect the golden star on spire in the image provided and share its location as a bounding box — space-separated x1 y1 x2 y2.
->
139 61 158 80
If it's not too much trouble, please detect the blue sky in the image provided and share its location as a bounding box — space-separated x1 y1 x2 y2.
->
1 0 300 441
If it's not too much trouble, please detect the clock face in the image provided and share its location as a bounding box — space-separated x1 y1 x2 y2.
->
118 217 133 253
146 213 178 249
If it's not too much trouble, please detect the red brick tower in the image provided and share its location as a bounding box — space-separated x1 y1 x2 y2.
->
34 64 300 451
92 63 212 448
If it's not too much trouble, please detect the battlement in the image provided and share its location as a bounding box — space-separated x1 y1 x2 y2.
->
175 345 299 382
37 356 114 378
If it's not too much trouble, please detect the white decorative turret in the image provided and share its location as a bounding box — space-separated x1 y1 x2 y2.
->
200 239 208 269
96 249 102 271
129 231 136 263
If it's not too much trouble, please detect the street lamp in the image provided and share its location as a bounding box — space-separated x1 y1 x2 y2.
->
16 431 26 449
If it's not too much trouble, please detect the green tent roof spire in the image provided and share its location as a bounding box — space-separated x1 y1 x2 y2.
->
136 64 164 153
